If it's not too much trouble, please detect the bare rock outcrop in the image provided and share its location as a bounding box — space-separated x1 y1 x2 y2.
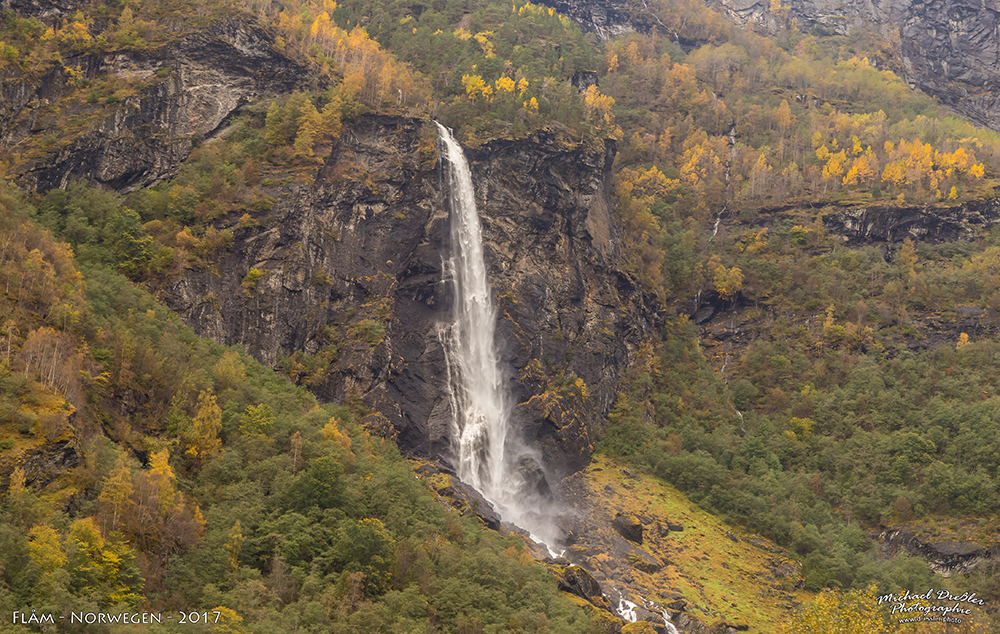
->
537 0 654 39
878 527 990 577
821 198 1000 245
2 18 306 192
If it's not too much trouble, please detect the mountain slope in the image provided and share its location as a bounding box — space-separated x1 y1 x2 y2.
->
5 0 1000 632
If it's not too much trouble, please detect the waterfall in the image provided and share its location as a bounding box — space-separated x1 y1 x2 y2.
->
436 122 557 550
437 122 511 495
661 611 681 634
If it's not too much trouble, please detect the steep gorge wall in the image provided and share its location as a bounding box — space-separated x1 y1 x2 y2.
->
166 118 655 479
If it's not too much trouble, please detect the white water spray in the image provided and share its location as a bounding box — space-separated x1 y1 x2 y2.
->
610 585 681 634
437 123 559 548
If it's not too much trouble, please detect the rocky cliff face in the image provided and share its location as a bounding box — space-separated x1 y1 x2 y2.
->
1 0 654 489
821 198 1000 245
877 527 992 577
717 0 883 35
537 0 655 39
166 117 654 480
714 0 1000 132
1 18 305 192
2 0 83 20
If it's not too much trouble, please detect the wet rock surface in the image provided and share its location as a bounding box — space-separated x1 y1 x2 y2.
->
413 460 503 530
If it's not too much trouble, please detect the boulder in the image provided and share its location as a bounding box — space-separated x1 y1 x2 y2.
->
558 565 604 601
674 613 709 633
612 513 643 544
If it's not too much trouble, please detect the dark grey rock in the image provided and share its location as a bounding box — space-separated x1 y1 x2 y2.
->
612 513 644 544
878 528 986 576
822 199 1000 245
444 478 503 531
535 0 655 39
18 439 80 490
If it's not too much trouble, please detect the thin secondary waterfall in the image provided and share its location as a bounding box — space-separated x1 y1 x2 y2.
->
436 122 554 547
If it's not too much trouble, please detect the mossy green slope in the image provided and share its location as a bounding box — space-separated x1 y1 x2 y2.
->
561 454 809 633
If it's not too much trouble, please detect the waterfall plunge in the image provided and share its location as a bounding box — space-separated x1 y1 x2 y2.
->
438 123 510 494
437 123 558 551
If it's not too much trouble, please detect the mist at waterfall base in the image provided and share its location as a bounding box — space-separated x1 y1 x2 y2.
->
436 123 565 555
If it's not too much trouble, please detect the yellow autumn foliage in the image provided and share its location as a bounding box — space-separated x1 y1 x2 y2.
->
777 585 893 634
